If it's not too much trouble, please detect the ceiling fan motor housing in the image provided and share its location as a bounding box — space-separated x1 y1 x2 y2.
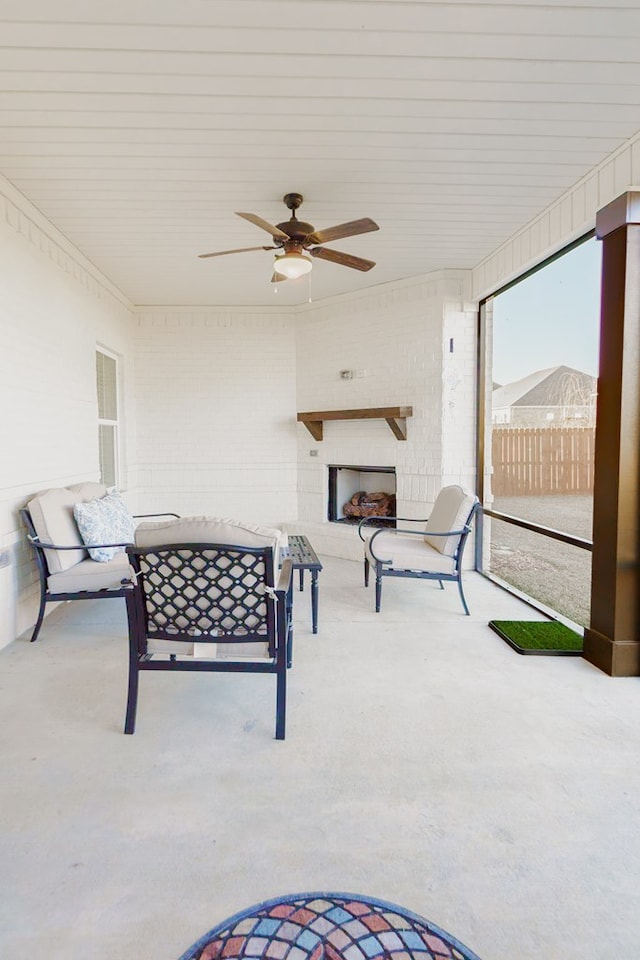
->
275 194 315 244
275 221 316 244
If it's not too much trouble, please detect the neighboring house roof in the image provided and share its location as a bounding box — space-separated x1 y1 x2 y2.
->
492 365 596 409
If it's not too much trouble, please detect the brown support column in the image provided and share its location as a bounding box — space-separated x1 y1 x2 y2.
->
584 191 640 676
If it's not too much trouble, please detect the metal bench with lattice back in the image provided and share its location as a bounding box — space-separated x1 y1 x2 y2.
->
123 516 293 740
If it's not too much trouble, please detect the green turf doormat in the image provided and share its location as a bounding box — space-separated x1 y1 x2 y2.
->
489 620 584 656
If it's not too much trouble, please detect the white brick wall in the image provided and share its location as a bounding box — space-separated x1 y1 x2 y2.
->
132 308 298 527
0 175 136 648
293 271 477 559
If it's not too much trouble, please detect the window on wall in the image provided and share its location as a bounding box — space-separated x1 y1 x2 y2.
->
96 348 119 488
478 235 601 627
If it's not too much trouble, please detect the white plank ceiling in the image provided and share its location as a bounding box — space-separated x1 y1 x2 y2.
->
1 0 640 306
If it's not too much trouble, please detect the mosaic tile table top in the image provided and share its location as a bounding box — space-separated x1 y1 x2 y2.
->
178 892 481 960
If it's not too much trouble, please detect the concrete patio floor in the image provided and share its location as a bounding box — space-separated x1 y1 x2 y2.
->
1 556 639 960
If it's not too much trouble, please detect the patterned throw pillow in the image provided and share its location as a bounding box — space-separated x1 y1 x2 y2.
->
73 492 136 562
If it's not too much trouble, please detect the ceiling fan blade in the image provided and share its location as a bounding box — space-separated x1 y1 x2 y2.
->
198 245 275 259
310 247 376 272
236 211 290 240
271 271 288 283
307 217 379 245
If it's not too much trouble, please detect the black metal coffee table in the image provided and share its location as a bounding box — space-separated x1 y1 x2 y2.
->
284 534 323 634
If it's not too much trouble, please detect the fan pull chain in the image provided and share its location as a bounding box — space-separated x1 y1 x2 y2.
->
307 271 312 303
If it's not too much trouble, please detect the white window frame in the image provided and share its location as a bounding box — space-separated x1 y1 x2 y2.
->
96 346 121 489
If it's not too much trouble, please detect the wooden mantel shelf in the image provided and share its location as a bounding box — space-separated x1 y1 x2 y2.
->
297 406 413 441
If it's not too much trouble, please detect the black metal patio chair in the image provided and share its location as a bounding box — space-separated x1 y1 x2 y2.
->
358 484 479 614
123 516 293 740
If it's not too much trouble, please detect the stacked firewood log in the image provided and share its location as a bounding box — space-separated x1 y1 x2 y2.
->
342 490 396 519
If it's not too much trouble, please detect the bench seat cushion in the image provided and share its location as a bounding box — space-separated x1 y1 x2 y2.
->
47 551 134 594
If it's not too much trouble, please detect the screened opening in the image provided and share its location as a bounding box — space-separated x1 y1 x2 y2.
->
478 235 601 627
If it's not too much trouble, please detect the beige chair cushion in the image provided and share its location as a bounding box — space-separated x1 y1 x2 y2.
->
365 532 457 575
424 485 477 556
145 639 270 659
27 483 108 573
135 516 282 582
47 551 133 593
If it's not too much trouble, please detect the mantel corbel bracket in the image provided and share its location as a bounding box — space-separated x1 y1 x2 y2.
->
297 406 413 441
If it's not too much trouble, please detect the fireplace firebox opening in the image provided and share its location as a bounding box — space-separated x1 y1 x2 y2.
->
328 465 397 526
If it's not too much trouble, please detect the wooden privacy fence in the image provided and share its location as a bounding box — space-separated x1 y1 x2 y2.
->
492 426 595 496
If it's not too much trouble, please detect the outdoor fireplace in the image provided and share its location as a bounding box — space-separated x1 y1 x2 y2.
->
328 465 396 526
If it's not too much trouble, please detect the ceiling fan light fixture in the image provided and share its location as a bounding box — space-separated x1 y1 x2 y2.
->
273 251 312 280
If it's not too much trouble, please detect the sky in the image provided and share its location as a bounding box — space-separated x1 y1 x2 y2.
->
491 237 601 386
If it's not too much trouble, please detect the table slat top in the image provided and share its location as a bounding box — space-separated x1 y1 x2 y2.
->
286 534 322 570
